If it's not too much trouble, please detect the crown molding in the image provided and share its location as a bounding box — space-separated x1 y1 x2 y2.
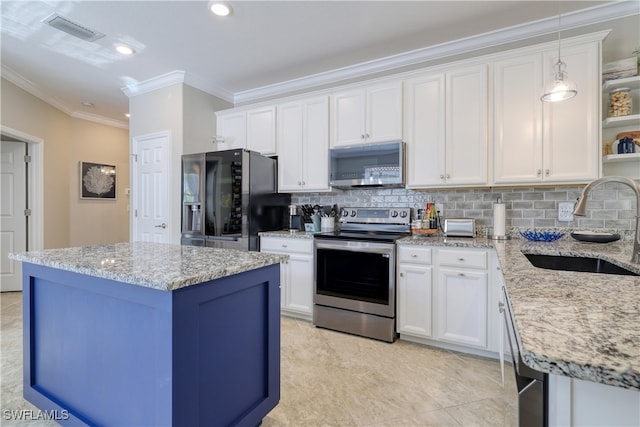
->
70 111 129 129
121 70 186 98
233 1 639 104
2 64 129 129
183 73 235 103
2 64 75 116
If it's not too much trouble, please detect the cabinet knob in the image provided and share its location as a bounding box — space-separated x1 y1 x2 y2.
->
400 272 404 277
282 244 287 248
446 174 451 179
302 181 306 186
440 174 445 180
545 169 550 176
365 133 370 139
298 181 302 186
458 257 465 261
537 169 542 176
458 273 465 277
411 254 418 258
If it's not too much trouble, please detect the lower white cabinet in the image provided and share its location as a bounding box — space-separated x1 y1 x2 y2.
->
397 244 497 356
397 246 433 337
260 236 314 320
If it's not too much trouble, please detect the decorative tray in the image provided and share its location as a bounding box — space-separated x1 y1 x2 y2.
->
519 230 565 242
570 231 621 243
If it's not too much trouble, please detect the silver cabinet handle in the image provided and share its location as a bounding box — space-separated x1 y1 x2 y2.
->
155 223 167 229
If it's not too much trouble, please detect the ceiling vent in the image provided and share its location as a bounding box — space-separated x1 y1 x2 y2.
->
43 13 105 42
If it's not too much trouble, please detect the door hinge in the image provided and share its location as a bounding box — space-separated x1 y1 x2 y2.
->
24 209 31 217
131 154 138 162
24 155 31 163
134 209 138 217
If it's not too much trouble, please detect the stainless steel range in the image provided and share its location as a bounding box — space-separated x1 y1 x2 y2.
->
313 207 411 342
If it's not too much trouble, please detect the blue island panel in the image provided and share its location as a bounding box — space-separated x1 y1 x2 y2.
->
22 262 281 426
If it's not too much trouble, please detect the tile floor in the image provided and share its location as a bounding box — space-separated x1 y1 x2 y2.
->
1 291 517 426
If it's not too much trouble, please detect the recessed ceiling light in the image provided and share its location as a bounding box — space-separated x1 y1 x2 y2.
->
115 44 135 55
81 101 94 107
124 113 131 119
210 3 232 16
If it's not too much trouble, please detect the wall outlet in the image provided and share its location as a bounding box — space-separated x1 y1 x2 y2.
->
558 202 575 222
435 203 444 215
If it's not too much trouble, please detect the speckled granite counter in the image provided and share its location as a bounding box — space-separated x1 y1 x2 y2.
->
259 230 316 239
9 241 288 291
398 235 640 391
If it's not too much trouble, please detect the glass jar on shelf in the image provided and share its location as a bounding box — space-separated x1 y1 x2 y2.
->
609 87 632 117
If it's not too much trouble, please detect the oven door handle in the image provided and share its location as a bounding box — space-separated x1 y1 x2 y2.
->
314 241 394 254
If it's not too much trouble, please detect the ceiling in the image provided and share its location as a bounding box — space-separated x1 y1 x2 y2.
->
1 1 639 129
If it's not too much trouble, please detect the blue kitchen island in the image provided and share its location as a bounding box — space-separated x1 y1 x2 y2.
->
9 242 286 427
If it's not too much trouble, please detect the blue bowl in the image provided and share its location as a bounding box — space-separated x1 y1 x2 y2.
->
519 230 565 242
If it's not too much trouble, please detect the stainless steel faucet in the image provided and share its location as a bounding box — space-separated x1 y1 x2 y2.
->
572 176 640 263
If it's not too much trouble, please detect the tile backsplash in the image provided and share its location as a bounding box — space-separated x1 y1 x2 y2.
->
292 182 638 235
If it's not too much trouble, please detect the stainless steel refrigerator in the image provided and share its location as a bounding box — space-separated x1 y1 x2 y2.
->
181 149 290 251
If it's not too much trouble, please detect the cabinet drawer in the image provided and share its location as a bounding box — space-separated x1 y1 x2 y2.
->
438 248 487 269
398 246 432 265
260 237 313 254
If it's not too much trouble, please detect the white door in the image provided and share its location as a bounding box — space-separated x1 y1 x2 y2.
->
132 132 171 243
301 96 330 191
397 264 433 337
366 81 403 143
1 141 27 292
331 88 366 147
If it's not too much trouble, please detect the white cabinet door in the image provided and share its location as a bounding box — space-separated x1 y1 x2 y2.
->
404 73 446 187
283 253 314 315
261 237 314 319
542 42 599 183
493 53 544 184
397 264 433 337
331 89 366 147
331 81 402 147
367 81 403 143
215 111 246 150
277 101 304 192
436 268 488 348
445 64 488 186
246 106 276 155
301 96 330 191
277 96 330 192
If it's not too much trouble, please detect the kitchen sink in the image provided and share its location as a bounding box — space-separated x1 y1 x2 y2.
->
524 254 639 276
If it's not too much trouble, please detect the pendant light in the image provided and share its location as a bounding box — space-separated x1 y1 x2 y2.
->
541 7 577 102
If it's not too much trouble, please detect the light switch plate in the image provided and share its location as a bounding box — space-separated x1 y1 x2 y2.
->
558 202 575 222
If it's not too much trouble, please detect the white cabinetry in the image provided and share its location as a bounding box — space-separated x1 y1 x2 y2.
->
261 236 314 320
493 39 600 185
602 76 640 179
215 106 277 155
215 110 246 150
404 64 488 188
397 246 433 337
436 248 488 348
397 245 497 356
331 81 403 147
277 96 330 192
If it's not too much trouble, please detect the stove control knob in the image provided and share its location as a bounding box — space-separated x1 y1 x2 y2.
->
350 210 357 217
400 210 408 218
341 210 349 217
391 210 399 218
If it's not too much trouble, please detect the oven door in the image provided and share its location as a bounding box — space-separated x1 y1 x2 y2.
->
314 239 395 318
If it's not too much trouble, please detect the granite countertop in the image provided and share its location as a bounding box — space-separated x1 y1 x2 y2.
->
398 234 640 391
9 242 288 292
259 230 316 239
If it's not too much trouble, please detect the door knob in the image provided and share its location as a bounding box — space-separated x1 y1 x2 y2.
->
155 223 167 229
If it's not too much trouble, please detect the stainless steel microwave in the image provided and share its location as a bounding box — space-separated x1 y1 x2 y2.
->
329 141 405 188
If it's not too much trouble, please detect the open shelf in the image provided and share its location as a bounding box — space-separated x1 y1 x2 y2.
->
603 153 640 163
603 114 640 128
603 75 640 91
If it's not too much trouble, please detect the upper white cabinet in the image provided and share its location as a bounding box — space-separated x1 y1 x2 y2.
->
215 106 277 155
215 110 246 151
493 40 600 185
277 96 331 192
331 81 403 147
404 64 488 188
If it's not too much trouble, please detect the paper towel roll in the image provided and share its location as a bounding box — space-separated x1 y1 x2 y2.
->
493 202 506 237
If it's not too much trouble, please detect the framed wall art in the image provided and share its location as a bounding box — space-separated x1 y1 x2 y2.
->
80 162 117 199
